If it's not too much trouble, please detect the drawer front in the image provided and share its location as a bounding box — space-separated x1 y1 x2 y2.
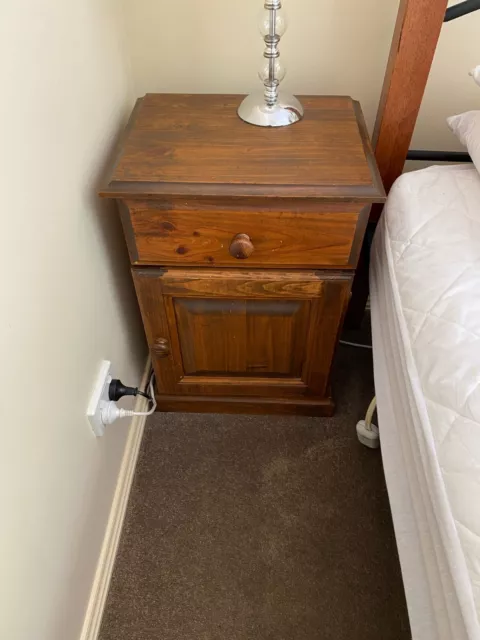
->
122 200 365 268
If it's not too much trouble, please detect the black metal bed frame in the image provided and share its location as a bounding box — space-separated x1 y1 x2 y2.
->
444 0 480 21
407 0 480 163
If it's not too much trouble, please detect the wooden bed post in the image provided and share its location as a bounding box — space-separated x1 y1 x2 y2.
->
346 0 448 328
372 0 449 204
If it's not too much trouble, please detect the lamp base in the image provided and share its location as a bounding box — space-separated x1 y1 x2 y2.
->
238 91 304 127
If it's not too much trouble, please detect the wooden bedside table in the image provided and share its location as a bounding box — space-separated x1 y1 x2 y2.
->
101 94 385 416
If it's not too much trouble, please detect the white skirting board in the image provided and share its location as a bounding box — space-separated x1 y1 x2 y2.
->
79 358 152 640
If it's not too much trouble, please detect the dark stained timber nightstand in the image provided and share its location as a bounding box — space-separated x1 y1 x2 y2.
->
101 94 385 416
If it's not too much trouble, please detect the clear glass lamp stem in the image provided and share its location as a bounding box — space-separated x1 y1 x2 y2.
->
237 1 304 127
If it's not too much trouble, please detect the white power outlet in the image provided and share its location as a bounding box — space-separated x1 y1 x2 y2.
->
87 360 112 437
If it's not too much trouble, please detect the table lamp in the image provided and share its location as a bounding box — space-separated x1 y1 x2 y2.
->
238 0 304 127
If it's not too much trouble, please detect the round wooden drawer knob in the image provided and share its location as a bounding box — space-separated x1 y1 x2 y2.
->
229 234 254 260
153 338 170 358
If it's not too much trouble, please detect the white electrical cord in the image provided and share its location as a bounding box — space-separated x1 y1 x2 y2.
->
339 329 378 446
339 340 373 350
102 375 157 425
356 396 379 448
364 396 377 431
123 375 157 417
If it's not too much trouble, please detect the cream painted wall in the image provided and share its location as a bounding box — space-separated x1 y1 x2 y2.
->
125 0 480 150
0 2 146 639
124 0 399 132
413 1 480 150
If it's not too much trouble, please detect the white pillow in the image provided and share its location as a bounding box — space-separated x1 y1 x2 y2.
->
447 111 480 173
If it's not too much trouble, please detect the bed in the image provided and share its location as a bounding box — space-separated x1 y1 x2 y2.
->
353 1 480 637
370 164 480 639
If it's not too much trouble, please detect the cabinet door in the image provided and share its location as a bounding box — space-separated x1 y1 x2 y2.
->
133 268 351 399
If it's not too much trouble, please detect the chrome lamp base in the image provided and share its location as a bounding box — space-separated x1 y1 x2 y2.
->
238 91 304 127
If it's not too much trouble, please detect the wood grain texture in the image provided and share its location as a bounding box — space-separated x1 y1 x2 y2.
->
303 278 351 396
345 231 371 329
132 267 351 403
371 0 447 220
349 0 446 326
174 297 309 377
347 205 371 268
158 268 327 299
131 268 181 394
118 201 139 263
100 94 385 203
107 93 382 414
125 200 361 268
154 394 335 417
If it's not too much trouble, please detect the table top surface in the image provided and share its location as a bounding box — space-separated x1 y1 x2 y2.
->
102 94 385 202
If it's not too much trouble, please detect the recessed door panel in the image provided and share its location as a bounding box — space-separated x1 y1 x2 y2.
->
174 297 309 378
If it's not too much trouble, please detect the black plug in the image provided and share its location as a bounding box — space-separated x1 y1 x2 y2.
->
109 379 150 402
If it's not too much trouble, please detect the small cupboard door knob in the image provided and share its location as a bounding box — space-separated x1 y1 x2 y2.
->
229 234 254 259
153 338 170 358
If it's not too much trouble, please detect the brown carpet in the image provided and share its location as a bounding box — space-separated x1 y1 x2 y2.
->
99 338 411 639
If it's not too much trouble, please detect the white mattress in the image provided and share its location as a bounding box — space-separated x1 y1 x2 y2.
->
370 164 480 640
